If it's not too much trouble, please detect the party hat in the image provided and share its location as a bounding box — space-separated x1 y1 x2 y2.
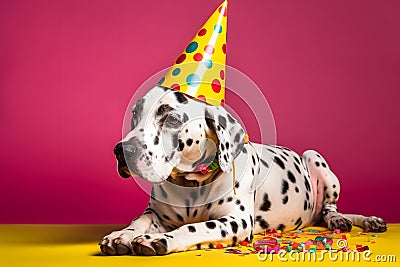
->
159 0 228 106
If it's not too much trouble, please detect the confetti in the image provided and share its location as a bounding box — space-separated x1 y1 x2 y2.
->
213 227 380 256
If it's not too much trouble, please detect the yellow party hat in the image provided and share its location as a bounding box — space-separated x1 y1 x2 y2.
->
159 0 228 106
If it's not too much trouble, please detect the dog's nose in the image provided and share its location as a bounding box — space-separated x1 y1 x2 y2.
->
114 142 124 156
114 142 138 159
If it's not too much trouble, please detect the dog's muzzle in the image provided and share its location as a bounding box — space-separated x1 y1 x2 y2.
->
114 142 139 178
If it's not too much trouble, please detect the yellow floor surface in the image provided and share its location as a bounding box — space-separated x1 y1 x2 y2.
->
1 224 399 266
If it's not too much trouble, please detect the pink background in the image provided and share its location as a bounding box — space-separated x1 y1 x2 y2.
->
1 0 399 223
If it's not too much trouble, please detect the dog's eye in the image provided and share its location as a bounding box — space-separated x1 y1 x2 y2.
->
166 114 179 125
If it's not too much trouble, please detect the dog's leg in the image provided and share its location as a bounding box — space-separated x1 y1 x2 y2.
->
341 214 387 232
302 150 353 231
302 150 386 232
131 214 252 255
99 207 167 255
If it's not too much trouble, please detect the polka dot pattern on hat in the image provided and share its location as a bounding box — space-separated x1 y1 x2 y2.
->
158 0 227 106
186 42 198 53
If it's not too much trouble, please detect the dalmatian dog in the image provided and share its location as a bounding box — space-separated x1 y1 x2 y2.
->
99 86 386 256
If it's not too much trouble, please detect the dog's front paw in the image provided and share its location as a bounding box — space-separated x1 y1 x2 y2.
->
363 216 387 233
132 234 169 256
327 215 353 232
99 230 137 255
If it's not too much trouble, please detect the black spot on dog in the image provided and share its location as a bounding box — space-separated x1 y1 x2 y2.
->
252 155 256 165
154 136 159 145
282 195 289 204
206 221 216 229
315 161 320 167
280 155 287 161
235 199 241 205
227 197 233 202
186 138 193 146
287 170 296 183
294 217 303 230
321 162 327 168
193 209 198 217
221 143 225 151
200 185 206 196
304 179 311 191
260 158 269 168
294 162 301 174
235 182 240 188
159 186 168 199
217 217 228 223
267 148 276 154
250 231 254 241
259 219 269 230
251 168 254 176
185 204 190 217
294 156 300 164
174 91 188 104
232 236 237 246
273 156 285 169
281 180 289 195
241 219 247 230
190 191 198 201
333 191 338 199
182 113 189 123
207 203 212 210
178 139 185 151
260 193 271 211
196 244 201 250
325 193 330 199
242 147 247 153
156 104 173 117
163 214 170 220
250 215 253 228
221 230 227 237
306 192 309 200
188 225 196 233
303 200 307 211
227 113 235 124
277 224 286 231
240 205 245 211
208 243 214 249
295 186 299 193
230 221 239 234
177 214 184 222
234 133 241 143
225 142 229 150
333 184 336 188
218 199 224 205
218 115 227 129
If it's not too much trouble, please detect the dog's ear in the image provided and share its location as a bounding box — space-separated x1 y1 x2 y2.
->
205 106 245 172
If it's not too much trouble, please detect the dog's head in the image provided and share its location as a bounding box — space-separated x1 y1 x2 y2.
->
114 86 245 183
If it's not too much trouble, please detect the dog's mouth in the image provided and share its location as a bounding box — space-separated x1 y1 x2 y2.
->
117 163 134 178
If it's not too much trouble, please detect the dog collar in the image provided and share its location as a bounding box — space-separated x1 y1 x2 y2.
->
193 158 219 174
193 134 248 174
